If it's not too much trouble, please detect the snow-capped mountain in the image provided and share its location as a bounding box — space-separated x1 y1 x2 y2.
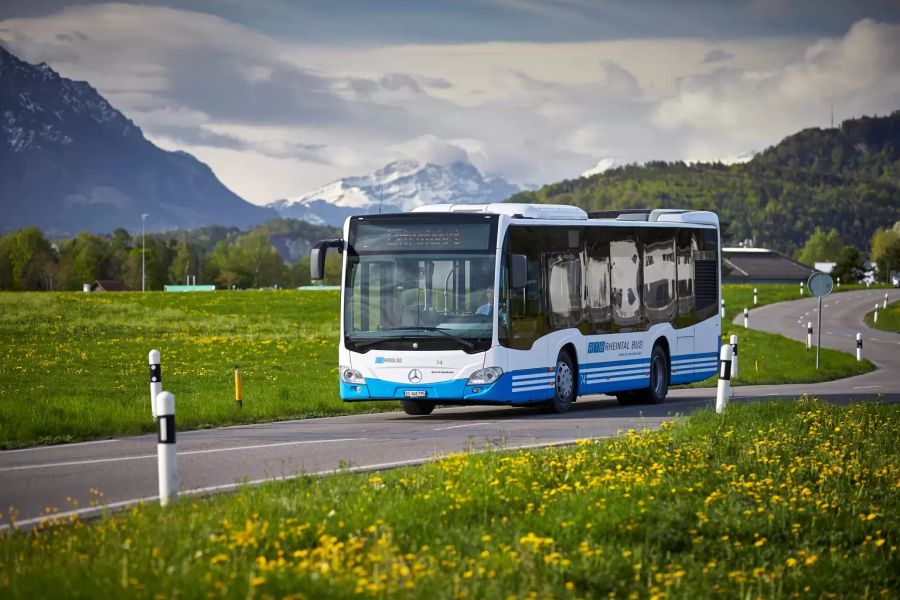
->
0 46 275 235
269 160 525 227
580 157 629 178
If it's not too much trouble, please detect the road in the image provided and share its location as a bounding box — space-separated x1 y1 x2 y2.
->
2 288 897 531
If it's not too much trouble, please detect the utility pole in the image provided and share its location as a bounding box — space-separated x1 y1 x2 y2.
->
141 213 150 292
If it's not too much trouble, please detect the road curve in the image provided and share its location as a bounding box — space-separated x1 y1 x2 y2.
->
2 289 898 531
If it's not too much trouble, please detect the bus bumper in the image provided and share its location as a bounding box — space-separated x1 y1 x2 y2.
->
339 371 555 404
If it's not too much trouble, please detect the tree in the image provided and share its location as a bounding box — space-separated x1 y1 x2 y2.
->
831 246 867 284
796 227 844 266
4 227 57 290
169 241 198 285
870 226 900 281
875 238 900 284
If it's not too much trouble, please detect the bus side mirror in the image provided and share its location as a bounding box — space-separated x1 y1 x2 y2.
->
509 254 527 289
310 239 343 280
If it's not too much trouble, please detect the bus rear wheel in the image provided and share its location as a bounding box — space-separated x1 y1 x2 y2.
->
400 399 436 415
634 343 669 404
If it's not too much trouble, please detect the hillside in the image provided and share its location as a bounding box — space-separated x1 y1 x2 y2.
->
510 111 900 255
0 46 276 236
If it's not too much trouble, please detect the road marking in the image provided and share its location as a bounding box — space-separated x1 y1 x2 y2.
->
0 437 619 532
853 385 881 390
433 422 493 431
1 439 120 454
0 438 366 472
826 331 833 335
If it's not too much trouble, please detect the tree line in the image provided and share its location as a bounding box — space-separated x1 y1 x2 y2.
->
0 222 342 292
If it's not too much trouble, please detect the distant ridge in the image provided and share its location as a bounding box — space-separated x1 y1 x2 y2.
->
0 46 276 236
510 111 900 255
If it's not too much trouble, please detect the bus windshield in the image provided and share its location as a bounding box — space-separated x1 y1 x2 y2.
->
344 216 498 353
344 253 497 352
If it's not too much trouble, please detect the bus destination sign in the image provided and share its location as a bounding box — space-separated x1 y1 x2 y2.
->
354 222 492 252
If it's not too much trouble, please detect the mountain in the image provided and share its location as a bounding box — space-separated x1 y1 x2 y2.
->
0 46 276 236
269 160 525 227
510 111 900 256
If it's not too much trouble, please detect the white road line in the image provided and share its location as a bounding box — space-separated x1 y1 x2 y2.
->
853 385 881 390
0 437 619 533
1 439 120 454
0 438 366 472
433 422 494 431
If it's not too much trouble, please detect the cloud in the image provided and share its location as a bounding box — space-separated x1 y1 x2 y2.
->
1 4 897 204
654 19 900 158
701 48 734 63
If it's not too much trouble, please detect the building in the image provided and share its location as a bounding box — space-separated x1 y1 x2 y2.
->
722 248 815 284
90 279 127 292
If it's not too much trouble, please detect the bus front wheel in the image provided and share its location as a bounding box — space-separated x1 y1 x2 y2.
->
546 351 576 414
400 399 436 416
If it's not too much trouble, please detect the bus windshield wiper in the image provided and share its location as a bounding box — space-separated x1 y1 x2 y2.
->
353 326 475 350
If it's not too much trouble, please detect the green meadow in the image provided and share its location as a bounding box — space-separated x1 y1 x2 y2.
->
1 400 897 598
0 285 876 449
867 300 900 333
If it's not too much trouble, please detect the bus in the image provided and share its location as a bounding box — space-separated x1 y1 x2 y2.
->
310 203 721 415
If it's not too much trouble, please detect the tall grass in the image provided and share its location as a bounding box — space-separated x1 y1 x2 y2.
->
1 400 896 598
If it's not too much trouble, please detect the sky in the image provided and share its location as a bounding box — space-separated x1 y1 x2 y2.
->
1 1 899 205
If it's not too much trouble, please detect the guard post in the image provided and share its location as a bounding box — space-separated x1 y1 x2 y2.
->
730 334 739 378
807 322 813 350
156 391 178 507
856 333 863 362
149 349 161 419
234 365 243 408
716 344 733 414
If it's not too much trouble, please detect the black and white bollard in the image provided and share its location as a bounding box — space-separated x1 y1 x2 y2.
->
730 334 739 378
743 307 749 329
753 288 758 305
720 299 725 319
874 304 879 323
800 281 804 296
156 391 178 507
837 277 841 288
716 344 733 414
856 333 863 361
807 322 813 350
149 349 162 419
884 293 889 309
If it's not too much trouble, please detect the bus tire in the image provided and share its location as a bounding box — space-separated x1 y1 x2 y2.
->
400 399 436 415
546 350 576 413
635 343 669 404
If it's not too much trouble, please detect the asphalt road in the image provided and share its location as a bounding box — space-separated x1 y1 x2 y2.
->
2 288 897 531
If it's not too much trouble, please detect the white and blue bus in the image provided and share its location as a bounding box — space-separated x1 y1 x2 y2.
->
310 204 721 415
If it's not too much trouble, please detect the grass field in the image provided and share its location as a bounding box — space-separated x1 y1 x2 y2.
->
1 399 897 598
0 285 876 449
866 299 900 333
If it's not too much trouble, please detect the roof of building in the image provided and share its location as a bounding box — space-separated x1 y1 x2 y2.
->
722 248 815 283
91 279 127 291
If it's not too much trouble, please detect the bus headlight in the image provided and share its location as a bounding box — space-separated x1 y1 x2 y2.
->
467 367 503 385
340 366 366 384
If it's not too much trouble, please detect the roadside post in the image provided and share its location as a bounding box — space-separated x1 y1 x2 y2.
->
716 344 733 414
234 366 243 408
720 299 725 319
149 350 161 419
156 391 178 507
743 308 749 329
730 334 739 378
807 322 813 350
884 293 889 309
856 333 863 362
800 281 804 296
753 288 758 305
837 277 841 288
874 304 879 323
807 272 834 371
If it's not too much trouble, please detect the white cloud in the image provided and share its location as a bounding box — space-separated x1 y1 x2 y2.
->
0 4 897 203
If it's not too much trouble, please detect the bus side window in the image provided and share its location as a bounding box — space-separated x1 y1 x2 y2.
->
610 228 643 332
505 226 548 350
643 228 677 325
545 253 582 330
675 229 696 328
585 228 611 333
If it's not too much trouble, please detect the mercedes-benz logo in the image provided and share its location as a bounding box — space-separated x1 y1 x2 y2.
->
408 369 423 383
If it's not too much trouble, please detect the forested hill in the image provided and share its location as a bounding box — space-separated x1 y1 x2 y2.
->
509 111 900 256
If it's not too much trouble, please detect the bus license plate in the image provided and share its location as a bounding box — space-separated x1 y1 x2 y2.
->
404 390 427 398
